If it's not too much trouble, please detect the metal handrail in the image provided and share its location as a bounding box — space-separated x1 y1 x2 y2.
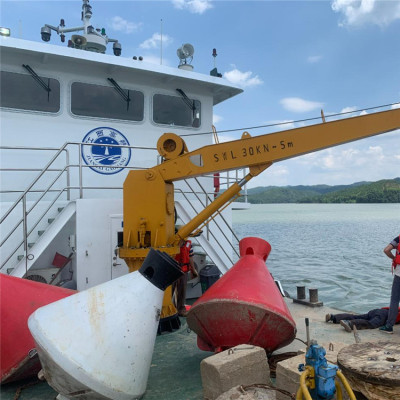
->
0 142 157 271
0 142 156 223
174 188 235 266
183 178 240 257
0 146 70 201
1 145 67 224
1 141 247 273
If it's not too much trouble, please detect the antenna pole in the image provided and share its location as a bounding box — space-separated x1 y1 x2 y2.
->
160 19 163 65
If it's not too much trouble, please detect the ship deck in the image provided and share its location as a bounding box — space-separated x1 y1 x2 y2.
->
2 298 400 400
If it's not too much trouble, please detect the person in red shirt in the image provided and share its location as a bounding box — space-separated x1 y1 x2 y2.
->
174 238 198 317
380 235 400 334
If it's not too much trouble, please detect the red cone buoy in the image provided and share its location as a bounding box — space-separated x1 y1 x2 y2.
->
187 237 296 353
0 274 75 384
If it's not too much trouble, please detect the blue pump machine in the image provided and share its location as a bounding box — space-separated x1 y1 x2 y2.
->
297 317 356 400
299 341 338 399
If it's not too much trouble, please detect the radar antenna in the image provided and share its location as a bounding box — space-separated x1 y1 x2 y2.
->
40 0 122 56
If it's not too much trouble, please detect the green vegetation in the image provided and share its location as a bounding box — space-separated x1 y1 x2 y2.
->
237 178 400 203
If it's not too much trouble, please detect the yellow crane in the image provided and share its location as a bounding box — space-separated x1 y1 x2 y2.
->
119 107 400 319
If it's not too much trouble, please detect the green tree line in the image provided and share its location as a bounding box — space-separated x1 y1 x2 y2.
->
237 178 400 203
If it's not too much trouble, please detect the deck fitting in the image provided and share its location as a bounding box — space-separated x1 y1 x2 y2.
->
293 286 323 307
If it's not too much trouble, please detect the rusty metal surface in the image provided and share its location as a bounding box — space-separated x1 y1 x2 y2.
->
188 299 296 353
1 355 41 385
337 341 400 385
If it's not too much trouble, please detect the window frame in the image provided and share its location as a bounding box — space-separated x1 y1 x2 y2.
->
151 92 202 129
0 69 61 114
70 80 145 123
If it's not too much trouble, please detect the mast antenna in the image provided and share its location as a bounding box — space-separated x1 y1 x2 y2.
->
160 19 163 65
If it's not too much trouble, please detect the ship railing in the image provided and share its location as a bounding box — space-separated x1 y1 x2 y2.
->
184 177 241 257
0 142 247 273
0 142 155 273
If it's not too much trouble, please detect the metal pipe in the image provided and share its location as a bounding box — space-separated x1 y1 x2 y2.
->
173 172 254 245
22 195 27 275
66 148 70 201
0 144 69 224
187 177 241 251
305 318 310 350
26 167 69 215
174 188 235 265
79 143 83 199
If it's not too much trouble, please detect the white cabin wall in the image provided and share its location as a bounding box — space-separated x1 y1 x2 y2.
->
1 52 216 202
1 38 241 276
75 199 124 290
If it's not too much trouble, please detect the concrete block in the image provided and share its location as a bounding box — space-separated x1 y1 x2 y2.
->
201 344 270 400
275 342 348 400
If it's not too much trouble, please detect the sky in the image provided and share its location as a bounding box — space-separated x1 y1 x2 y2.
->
1 0 399 188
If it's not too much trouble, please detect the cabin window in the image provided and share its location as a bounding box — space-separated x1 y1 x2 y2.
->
71 82 144 121
0 71 60 113
153 94 201 128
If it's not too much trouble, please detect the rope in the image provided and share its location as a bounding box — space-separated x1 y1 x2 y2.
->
13 378 41 400
240 383 296 399
180 101 400 137
268 351 298 378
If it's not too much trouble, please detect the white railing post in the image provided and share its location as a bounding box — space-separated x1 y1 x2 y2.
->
22 194 28 275
66 148 71 201
79 143 83 199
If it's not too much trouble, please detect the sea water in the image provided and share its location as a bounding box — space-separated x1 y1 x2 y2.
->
232 203 400 314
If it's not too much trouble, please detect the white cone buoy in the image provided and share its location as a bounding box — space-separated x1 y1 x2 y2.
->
28 249 182 400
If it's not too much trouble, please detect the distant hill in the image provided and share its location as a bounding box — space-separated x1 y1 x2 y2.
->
236 178 400 203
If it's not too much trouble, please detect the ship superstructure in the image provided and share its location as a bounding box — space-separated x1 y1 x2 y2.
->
0 0 244 292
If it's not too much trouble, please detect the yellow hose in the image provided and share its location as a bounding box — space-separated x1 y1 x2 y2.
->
336 370 357 400
297 367 356 400
296 386 304 400
297 367 313 400
335 380 343 400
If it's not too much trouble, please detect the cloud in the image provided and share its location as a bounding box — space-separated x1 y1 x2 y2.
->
249 129 400 186
280 97 324 113
247 131 400 187
366 145 384 160
331 0 400 27
247 165 289 188
340 106 358 114
172 0 213 14
213 114 223 124
110 16 142 34
307 55 322 63
223 68 263 88
266 120 296 131
301 142 392 173
217 133 238 143
139 33 173 49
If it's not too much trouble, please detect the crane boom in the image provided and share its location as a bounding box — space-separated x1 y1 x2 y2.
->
119 107 400 320
155 108 400 181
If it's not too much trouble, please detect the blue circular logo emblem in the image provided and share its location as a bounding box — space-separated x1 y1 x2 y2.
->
81 127 131 175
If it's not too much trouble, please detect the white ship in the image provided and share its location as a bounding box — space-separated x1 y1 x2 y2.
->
2 3 400 399
0 0 246 295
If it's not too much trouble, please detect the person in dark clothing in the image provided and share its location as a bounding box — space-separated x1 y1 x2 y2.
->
325 307 400 332
325 309 391 332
